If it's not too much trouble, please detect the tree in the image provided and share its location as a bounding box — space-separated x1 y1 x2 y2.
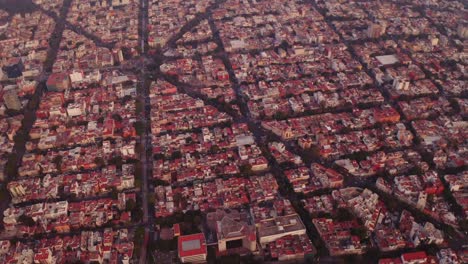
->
13 131 29 146
170 151 182 160
193 215 202 226
126 199 136 211
135 226 145 244
279 40 291 50
109 156 123 170
136 100 144 114
0 187 10 202
335 208 353 222
110 188 119 200
279 161 296 169
173 192 183 208
408 166 424 176
132 207 144 222
350 227 368 241
134 162 143 178
5 109 21 117
210 145 220 153
154 179 169 186
133 121 146 136
4 153 18 179
459 219 468 232
239 164 253 175
112 113 123 122
148 193 156 206
52 155 63 172
300 146 321 163
0 0 37 16
217 254 241 264
153 237 177 252
134 178 142 191
18 215 35 227
135 143 144 156
347 151 368 162
273 111 289 120
94 157 106 167
22 109 35 126
154 153 165 160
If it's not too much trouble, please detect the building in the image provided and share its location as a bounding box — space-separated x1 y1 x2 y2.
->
298 136 313 149
66 102 86 117
393 77 410 91
7 182 27 198
3 90 21 110
437 248 460 264
112 0 130 6
46 73 71 92
401 251 427 264
376 55 399 67
178 233 207 263
206 209 257 253
33 248 53 264
264 234 315 262
257 214 306 247
368 23 385 38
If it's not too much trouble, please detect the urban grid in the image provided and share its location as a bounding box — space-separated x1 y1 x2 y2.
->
0 0 466 263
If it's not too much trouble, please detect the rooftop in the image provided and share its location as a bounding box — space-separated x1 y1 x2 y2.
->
178 233 207 258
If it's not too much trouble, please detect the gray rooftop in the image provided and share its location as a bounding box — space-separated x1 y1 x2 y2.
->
181 240 201 251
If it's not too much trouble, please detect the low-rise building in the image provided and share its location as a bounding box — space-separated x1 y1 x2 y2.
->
178 233 208 263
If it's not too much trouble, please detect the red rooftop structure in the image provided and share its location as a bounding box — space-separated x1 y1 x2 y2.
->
178 233 207 263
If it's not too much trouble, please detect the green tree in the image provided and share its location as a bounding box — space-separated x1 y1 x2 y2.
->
13 131 29 146
170 151 182 160
273 111 289 120
28 95 40 111
18 215 35 227
217 254 241 264
112 113 123 122
136 100 144 114
148 193 156 206
239 164 253 175
350 227 368 241
5 153 18 179
94 157 106 167
133 121 146 136
335 208 353 222
153 153 165 160
110 188 119 200
52 155 63 172
122 95 132 104
132 207 144 222
210 145 220 153
173 192 183 208
134 177 142 189
109 156 123 170
0 187 10 202
134 162 143 180
460 219 468 232
126 199 136 211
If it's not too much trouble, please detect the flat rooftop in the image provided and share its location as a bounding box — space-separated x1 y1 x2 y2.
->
257 214 306 238
178 233 207 257
375 54 399 66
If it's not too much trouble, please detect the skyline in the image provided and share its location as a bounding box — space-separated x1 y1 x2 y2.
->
0 0 466 263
